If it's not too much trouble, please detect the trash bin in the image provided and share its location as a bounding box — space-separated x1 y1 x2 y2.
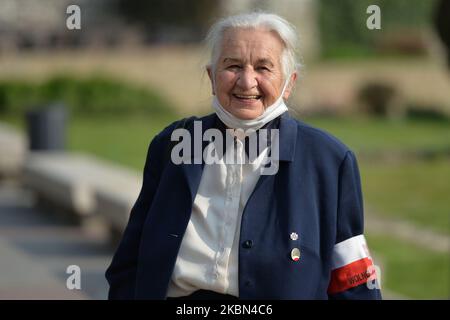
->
26 104 67 151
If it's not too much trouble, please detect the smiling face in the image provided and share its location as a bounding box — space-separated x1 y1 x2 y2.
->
208 27 296 120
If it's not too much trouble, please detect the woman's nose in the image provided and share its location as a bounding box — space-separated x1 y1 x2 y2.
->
236 68 257 90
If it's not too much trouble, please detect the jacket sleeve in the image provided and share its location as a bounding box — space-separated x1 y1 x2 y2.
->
327 151 382 300
105 133 165 299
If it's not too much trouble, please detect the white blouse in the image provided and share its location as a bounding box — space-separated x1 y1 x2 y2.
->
166 129 270 297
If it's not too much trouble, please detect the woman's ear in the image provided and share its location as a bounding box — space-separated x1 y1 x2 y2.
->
206 66 216 95
283 72 298 100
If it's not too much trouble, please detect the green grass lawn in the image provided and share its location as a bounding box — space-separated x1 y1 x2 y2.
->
305 115 449 235
304 116 450 156
367 234 449 299
67 114 179 170
360 158 450 235
5 114 449 164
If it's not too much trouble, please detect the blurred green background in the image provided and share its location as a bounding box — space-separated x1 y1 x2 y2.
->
0 0 449 299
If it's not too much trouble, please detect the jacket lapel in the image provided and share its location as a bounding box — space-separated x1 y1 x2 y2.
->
246 112 298 194
179 113 216 201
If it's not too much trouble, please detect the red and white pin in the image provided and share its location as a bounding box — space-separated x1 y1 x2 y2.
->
291 248 301 261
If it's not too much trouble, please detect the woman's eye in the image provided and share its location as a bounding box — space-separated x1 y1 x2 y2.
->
257 66 270 71
227 65 240 69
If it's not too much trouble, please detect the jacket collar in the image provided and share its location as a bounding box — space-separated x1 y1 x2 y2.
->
278 111 298 162
200 112 297 162
213 111 298 162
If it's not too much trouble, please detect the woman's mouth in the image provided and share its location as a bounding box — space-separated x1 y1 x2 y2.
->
233 94 262 100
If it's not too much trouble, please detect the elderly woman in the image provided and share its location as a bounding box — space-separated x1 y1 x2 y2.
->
105 12 382 300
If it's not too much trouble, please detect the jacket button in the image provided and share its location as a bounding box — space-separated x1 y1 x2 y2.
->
242 240 253 249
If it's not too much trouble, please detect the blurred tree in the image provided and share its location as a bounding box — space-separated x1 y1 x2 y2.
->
117 0 221 43
357 82 402 119
434 0 450 68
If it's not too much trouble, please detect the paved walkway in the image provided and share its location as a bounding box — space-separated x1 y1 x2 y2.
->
366 210 449 253
0 179 113 299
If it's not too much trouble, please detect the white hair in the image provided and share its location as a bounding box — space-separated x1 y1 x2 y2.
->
205 12 301 79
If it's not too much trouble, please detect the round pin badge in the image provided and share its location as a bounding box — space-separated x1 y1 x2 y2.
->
291 248 301 261
290 232 298 241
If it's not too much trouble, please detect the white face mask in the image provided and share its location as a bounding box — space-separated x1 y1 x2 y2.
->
212 76 291 131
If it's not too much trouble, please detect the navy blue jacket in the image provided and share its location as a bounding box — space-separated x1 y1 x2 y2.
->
105 112 382 300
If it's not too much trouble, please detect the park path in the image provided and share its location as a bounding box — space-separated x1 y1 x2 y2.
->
364 210 450 300
365 210 449 253
0 179 113 299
